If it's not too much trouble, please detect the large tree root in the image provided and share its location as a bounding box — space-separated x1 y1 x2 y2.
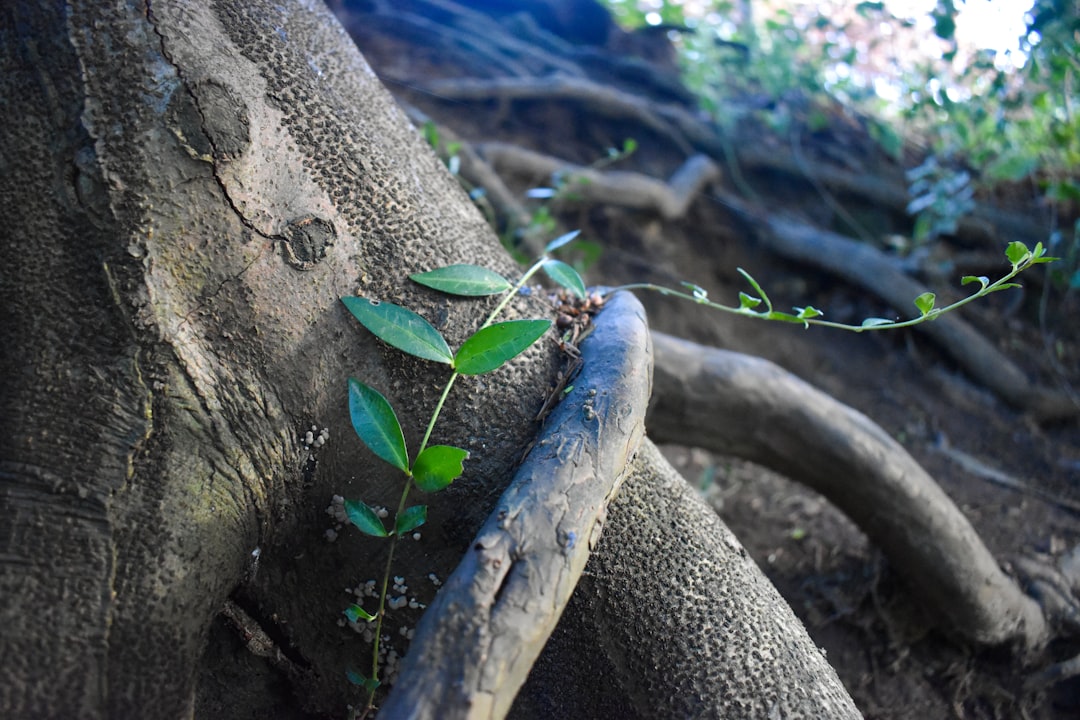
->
516 440 862 719
647 330 1050 651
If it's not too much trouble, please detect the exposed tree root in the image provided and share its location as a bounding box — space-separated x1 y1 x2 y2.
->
386 292 863 718
646 330 1051 651
421 76 698 154
517 439 862 719
478 142 720 220
381 292 651 719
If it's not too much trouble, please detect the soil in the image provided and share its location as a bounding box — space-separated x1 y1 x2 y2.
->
336 3 1080 717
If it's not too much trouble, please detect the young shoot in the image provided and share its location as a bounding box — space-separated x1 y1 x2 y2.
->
338 230 585 716
606 240 1057 331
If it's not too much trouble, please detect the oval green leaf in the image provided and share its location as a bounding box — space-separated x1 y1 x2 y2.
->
545 229 580 254
861 317 895 328
1005 241 1030 266
342 297 453 365
914 291 936 316
410 264 512 297
395 505 427 536
454 319 552 375
738 292 762 310
348 379 408 472
344 604 376 623
346 669 380 692
343 498 389 538
543 259 587 299
412 445 469 492
961 275 989 289
795 306 823 320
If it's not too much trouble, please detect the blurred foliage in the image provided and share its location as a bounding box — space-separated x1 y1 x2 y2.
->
602 0 1079 288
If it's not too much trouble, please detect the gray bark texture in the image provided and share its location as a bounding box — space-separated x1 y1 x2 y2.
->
1 1 858 718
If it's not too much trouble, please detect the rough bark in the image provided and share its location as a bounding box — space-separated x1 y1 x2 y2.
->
1 0 551 715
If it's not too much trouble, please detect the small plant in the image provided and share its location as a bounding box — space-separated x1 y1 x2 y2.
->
339 231 586 717
608 240 1056 331
338 229 1052 716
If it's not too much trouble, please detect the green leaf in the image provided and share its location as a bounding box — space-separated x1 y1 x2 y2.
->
987 282 1023 293
961 275 989 289
1005 241 1030 266
343 499 389 538
346 669 380 692
410 264 512 296
861 317 894 328
412 445 469 492
341 297 453 365
795 306 823 320
737 268 772 311
914 292 936 316
738 292 762 310
454 319 552 375
545 230 581 254
348 379 408 472
395 505 427 535
543 259 587 299
344 604 376 623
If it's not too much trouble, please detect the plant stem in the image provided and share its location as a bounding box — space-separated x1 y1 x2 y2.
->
361 259 546 711
482 256 548 327
605 254 1039 333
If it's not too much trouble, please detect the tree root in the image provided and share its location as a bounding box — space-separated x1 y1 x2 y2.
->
516 439 862 719
477 142 720 220
380 291 651 719
421 76 698 154
647 330 1051 651
385 293 863 718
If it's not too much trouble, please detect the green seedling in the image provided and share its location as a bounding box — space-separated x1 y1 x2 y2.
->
607 240 1056 331
340 231 584 717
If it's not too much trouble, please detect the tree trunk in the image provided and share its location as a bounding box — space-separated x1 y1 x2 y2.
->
1 1 857 717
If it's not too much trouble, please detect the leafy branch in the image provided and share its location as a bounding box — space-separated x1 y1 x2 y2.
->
338 231 585 717
607 240 1056 331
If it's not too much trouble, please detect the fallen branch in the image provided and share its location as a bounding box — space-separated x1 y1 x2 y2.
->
647 330 1050 650
380 291 651 719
